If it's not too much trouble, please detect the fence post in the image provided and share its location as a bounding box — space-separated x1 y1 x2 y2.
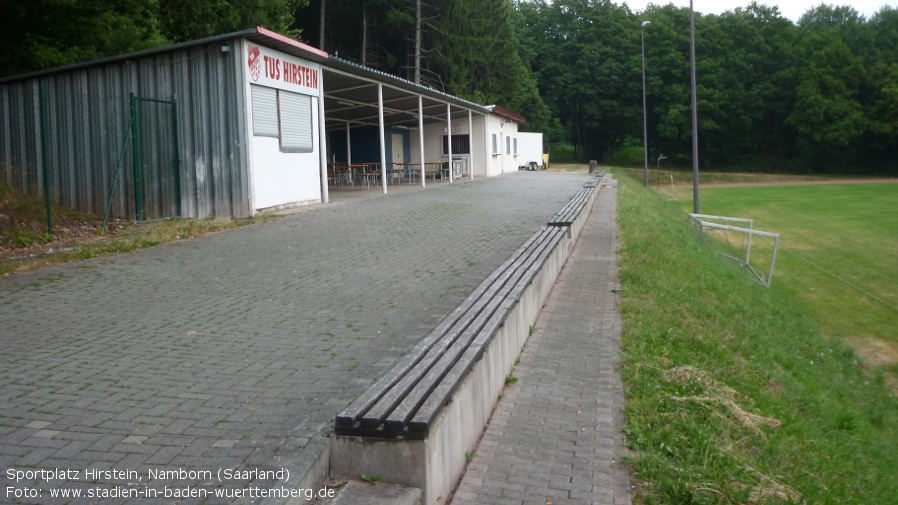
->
102 114 133 230
39 81 52 237
171 99 182 217
130 94 143 222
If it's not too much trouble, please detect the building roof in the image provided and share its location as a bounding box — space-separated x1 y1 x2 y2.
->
0 27 530 129
485 105 527 124
0 27 487 113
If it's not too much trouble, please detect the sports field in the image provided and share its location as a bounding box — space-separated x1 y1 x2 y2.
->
664 182 898 377
614 170 898 504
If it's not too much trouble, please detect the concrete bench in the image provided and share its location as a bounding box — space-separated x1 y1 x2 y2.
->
335 225 565 439
330 175 605 504
547 174 604 241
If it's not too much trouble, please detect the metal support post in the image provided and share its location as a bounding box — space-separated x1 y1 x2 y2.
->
446 103 453 183
378 83 387 194
418 96 426 188
39 81 52 237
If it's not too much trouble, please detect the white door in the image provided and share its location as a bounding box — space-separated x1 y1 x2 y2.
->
392 134 405 163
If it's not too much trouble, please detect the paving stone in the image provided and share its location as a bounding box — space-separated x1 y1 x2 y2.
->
0 173 589 503
451 180 631 505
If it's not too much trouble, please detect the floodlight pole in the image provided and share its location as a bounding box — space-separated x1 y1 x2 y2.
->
641 21 651 187
689 0 700 213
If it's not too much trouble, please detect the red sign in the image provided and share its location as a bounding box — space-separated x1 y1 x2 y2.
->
245 43 320 97
247 45 261 82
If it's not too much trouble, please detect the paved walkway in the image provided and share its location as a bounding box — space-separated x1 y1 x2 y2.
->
0 172 591 503
452 178 630 505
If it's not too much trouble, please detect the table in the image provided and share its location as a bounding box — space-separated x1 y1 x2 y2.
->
350 163 381 190
327 163 352 190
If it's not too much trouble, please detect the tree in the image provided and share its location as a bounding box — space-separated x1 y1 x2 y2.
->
0 0 166 77
786 30 866 150
0 0 305 78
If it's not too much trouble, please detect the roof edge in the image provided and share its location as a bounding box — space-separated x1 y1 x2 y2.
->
0 29 262 85
255 26 328 59
486 105 526 124
325 56 491 115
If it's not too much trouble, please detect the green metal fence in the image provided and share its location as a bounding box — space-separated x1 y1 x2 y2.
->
132 96 181 222
103 95 181 227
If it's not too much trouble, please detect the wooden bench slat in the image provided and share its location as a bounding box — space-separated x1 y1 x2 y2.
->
347 229 548 427
381 229 561 431
335 228 552 427
408 228 566 432
361 228 556 429
336 177 595 439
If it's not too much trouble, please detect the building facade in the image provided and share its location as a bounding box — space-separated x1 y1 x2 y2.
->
0 28 533 220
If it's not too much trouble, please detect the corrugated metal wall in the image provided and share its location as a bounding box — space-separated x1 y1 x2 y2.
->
0 39 251 219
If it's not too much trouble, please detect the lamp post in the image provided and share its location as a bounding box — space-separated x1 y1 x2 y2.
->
641 21 651 187
689 0 700 213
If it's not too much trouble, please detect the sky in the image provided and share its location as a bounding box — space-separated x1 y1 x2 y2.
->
620 0 896 22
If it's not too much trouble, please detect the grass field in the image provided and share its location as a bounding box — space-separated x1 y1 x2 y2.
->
661 182 898 383
612 169 898 504
618 167 850 186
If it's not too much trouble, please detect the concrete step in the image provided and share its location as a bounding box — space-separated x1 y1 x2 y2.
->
329 480 422 505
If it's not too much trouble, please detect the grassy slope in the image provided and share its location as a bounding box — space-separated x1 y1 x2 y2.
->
664 184 898 353
614 169 898 504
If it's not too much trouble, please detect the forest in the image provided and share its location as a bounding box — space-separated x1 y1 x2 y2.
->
0 0 895 174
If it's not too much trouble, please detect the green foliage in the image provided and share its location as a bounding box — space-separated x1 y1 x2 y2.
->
613 168 898 504
786 30 866 149
428 0 549 132
1 229 49 248
3 0 896 174
0 0 167 76
159 0 305 42
610 138 645 166
0 0 306 77
516 1 897 174
360 473 381 484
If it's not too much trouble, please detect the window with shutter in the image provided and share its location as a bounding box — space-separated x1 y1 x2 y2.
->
251 85 279 138
279 91 314 153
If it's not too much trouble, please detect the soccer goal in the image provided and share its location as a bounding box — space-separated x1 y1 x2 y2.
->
688 213 781 288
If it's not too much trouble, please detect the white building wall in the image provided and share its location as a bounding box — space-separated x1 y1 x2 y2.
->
243 41 323 212
504 121 521 174
411 122 447 164
248 114 321 210
485 115 502 177
484 114 523 176
471 115 487 178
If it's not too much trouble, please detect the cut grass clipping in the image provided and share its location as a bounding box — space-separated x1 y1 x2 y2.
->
612 168 898 504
